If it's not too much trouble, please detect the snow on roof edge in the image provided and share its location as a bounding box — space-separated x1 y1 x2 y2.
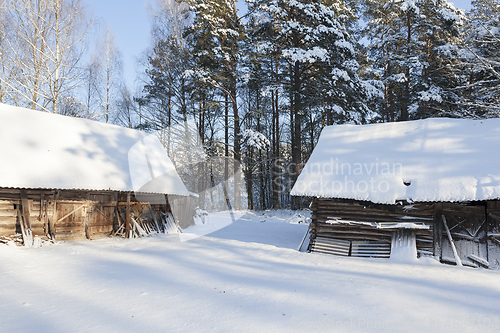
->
291 117 500 204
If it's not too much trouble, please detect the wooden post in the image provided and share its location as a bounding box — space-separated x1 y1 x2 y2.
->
114 193 119 232
298 223 311 251
433 203 443 259
84 193 91 239
49 192 59 240
126 192 131 238
41 193 49 237
442 215 462 267
20 190 33 247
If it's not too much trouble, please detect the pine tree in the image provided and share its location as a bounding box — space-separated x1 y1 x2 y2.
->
184 0 246 208
250 0 373 208
458 0 500 116
362 0 463 120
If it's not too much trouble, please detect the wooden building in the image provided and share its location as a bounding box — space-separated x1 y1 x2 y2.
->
0 103 190 245
291 118 500 268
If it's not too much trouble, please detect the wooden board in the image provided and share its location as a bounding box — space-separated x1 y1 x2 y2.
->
312 198 433 257
487 205 500 268
437 203 487 266
54 202 86 240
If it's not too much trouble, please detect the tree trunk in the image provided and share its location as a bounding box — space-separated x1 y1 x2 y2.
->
291 61 301 210
402 12 411 121
231 77 241 210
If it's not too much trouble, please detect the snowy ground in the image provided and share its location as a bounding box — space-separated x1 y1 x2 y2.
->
1 210 499 333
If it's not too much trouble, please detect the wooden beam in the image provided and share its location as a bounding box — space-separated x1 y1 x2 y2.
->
126 192 131 238
84 194 91 239
114 193 119 232
41 193 49 237
49 192 59 240
56 204 86 223
93 206 113 223
20 190 33 247
442 215 462 267
433 203 443 258
298 224 311 251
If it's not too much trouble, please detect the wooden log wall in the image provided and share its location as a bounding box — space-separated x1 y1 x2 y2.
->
0 200 20 236
1 188 185 244
311 198 500 266
0 188 172 242
0 199 50 238
310 198 434 255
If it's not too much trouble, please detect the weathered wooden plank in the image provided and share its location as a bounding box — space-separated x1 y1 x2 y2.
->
442 215 462 267
316 233 391 243
53 222 85 228
0 225 17 231
56 204 86 223
89 223 113 229
55 234 87 241
433 203 443 258
0 216 18 225
317 200 434 212
0 201 15 209
316 210 431 222
442 206 485 215
487 200 500 210
20 191 33 247
55 228 86 233
126 192 131 238
315 227 391 238
88 226 113 232
316 209 434 220
0 209 19 217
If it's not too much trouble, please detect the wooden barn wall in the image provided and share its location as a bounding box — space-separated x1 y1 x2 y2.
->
311 198 500 267
0 189 180 241
311 198 435 255
0 200 20 236
433 203 488 267
0 189 118 240
0 198 49 237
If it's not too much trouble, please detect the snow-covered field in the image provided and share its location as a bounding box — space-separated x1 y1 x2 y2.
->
1 210 499 332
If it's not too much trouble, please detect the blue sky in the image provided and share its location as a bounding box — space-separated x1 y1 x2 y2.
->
86 0 151 91
85 1 472 91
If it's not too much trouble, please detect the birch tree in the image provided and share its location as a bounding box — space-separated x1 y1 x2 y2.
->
97 27 122 123
82 55 101 119
46 0 90 114
0 8 9 103
1 0 91 112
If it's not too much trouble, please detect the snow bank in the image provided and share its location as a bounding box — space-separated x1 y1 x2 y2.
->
0 210 499 332
291 118 500 204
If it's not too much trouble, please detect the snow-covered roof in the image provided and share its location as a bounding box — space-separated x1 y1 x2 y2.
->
0 103 189 195
291 118 500 204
